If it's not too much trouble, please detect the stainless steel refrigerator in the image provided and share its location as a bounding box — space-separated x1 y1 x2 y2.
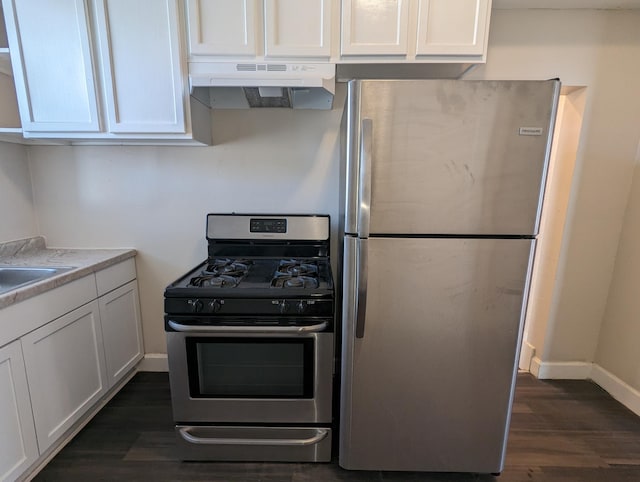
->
339 79 560 473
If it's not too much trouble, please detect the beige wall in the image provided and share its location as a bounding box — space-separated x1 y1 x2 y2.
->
12 9 640 374
596 156 640 389
27 101 344 354
523 89 585 364
544 12 640 363
467 9 640 366
0 141 37 242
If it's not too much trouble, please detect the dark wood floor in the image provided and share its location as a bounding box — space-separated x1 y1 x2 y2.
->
33 372 640 481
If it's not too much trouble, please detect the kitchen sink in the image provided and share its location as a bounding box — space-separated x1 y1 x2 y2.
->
0 266 74 295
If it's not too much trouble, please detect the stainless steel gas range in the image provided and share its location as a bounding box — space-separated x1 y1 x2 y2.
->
164 214 334 462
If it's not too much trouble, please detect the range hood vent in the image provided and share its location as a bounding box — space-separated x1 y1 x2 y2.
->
189 62 335 110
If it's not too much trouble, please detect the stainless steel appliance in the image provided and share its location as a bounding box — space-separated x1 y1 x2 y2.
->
339 79 560 473
165 214 334 462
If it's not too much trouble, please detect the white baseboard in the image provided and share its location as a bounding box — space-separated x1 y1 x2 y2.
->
591 364 640 418
518 341 536 371
527 359 640 418
137 353 168 372
530 357 593 379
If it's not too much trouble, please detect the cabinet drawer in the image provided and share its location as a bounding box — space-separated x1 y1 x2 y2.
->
95 258 136 297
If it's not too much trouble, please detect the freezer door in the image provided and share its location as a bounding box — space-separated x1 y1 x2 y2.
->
354 79 559 236
340 237 535 473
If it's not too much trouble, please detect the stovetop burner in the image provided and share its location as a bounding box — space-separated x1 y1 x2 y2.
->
276 259 319 276
271 275 319 289
168 256 332 295
270 259 319 289
189 259 252 288
164 214 334 320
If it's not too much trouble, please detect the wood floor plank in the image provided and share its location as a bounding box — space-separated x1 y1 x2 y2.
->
32 372 640 482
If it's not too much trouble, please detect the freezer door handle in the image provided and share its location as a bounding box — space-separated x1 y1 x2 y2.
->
355 238 368 338
358 118 373 238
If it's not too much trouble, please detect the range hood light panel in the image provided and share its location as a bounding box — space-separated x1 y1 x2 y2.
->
258 87 284 97
188 62 336 109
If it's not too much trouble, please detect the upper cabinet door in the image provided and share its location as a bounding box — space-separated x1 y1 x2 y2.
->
341 0 409 56
416 0 490 56
92 0 186 134
2 0 101 132
264 0 332 59
187 0 258 56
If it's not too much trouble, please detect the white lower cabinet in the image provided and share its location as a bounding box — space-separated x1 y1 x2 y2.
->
0 258 142 480
0 340 38 482
21 300 108 454
99 280 143 388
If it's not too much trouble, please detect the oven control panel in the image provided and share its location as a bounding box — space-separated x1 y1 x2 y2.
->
166 297 333 317
250 218 287 233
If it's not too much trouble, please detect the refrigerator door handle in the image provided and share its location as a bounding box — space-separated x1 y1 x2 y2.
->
358 118 373 238
355 238 368 338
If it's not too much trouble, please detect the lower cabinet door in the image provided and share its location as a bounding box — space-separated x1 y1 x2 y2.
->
98 280 143 388
0 340 39 481
22 300 108 453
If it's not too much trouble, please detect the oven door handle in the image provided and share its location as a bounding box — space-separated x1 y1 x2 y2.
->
178 427 330 446
167 320 329 334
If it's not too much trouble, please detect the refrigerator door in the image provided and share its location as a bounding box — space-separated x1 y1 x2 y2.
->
346 79 560 236
340 237 535 473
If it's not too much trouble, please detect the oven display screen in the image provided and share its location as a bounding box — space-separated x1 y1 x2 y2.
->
250 218 287 234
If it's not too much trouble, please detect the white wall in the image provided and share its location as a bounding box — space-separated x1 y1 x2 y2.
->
595 154 640 390
0 141 37 242
467 9 640 367
21 9 640 374
521 88 585 370
27 97 345 353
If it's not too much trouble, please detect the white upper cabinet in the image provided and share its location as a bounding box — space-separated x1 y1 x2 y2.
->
186 0 336 60
1 0 208 142
340 0 491 62
187 0 258 56
2 0 101 133
341 0 409 56
416 0 490 56
0 3 21 135
264 0 332 58
92 0 185 134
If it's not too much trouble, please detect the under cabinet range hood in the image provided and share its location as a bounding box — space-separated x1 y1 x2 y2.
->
189 62 336 110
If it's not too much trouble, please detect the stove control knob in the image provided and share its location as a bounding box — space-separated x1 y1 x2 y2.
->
187 299 203 313
208 299 222 313
296 300 307 314
279 300 290 314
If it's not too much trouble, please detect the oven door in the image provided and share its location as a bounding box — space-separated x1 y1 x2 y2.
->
166 320 333 424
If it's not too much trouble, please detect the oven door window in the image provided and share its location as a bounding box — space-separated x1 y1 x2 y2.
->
186 337 315 399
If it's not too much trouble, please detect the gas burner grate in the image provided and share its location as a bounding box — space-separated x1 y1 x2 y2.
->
270 259 320 289
189 258 252 288
276 259 319 277
270 274 320 289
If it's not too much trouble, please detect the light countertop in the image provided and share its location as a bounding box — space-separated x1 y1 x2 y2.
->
0 237 136 310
